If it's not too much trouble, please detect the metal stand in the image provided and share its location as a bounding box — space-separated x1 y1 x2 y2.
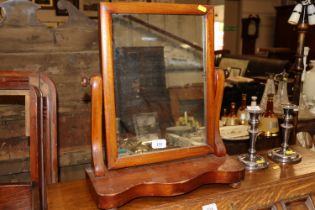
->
239 106 269 171
268 104 302 164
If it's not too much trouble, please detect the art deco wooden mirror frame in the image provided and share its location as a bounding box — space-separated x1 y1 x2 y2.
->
85 2 244 209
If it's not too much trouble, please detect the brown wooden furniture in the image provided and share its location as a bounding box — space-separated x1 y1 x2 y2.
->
0 71 57 209
168 84 204 121
49 146 315 209
0 76 44 210
0 71 58 184
85 2 244 209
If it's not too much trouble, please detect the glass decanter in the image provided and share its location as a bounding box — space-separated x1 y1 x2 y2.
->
260 74 276 111
237 94 248 125
259 94 279 137
274 72 289 114
226 102 240 126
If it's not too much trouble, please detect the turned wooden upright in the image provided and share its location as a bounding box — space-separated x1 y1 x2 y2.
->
85 3 245 209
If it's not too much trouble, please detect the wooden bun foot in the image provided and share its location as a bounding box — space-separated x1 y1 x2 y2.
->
230 182 241 189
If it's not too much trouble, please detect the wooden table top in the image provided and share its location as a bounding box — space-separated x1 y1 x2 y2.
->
48 146 315 210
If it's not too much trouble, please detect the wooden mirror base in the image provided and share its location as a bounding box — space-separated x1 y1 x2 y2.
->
85 155 244 209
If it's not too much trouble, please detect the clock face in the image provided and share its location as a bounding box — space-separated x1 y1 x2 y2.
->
248 20 257 36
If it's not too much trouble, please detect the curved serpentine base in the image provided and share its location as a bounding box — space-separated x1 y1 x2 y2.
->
85 155 244 209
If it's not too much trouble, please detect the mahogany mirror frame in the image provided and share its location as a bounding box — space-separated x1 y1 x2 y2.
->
99 2 226 170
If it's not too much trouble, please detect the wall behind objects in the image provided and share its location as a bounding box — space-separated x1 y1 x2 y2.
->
224 0 282 55
0 0 207 181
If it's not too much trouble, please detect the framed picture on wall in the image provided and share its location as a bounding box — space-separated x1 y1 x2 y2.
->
54 0 79 16
80 0 111 17
80 0 99 17
79 0 174 18
32 0 54 9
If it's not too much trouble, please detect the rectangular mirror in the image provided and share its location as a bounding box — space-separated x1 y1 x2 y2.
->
100 3 217 169
113 14 206 157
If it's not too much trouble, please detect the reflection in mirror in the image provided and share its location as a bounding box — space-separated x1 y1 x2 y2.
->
112 14 207 157
0 95 29 183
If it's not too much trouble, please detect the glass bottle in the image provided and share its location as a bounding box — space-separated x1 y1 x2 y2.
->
259 94 279 137
303 60 315 103
221 108 228 126
260 74 276 110
226 102 240 126
237 94 247 125
274 73 289 114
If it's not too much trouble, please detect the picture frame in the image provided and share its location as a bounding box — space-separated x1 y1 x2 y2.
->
133 112 161 143
32 0 54 9
54 0 79 16
80 0 100 17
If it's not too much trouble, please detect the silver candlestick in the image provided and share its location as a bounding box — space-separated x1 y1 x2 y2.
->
239 106 269 171
268 104 302 164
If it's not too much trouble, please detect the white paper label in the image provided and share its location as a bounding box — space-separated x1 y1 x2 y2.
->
151 139 167 149
202 203 218 210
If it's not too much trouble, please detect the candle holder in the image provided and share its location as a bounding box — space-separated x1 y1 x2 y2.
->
239 106 269 171
268 104 302 164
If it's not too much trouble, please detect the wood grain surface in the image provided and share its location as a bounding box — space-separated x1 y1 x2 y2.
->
0 70 58 184
86 3 244 209
86 155 244 209
0 184 32 210
48 146 315 210
99 2 220 170
100 2 212 15
90 76 106 177
0 81 43 209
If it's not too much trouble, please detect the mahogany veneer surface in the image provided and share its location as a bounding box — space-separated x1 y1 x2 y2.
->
86 155 244 209
48 146 315 210
0 184 32 210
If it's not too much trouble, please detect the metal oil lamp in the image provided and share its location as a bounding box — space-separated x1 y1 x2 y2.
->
268 104 302 164
239 106 269 171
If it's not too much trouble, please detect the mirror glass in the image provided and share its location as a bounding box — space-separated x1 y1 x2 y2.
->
0 95 30 183
112 14 206 157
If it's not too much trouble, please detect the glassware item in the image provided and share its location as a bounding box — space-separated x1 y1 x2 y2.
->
260 75 276 111
298 92 313 118
259 94 279 137
237 94 247 125
226 102 240 126
274 74 289 114
303 60 315 103
221 108 228 126
301 46 310 83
